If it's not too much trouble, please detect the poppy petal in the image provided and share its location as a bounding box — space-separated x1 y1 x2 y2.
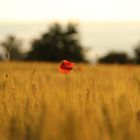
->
59 60 75 74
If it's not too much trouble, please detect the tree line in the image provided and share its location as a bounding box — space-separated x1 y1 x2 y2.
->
0 23 86 62
98 45 140 64
1 22 140 64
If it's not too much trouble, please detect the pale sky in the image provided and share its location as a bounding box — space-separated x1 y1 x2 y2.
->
1 0 140 62
0 0 140 21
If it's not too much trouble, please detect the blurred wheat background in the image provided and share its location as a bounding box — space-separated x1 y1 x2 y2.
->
0 62 140 140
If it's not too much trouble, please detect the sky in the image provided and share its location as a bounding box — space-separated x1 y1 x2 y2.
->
0 0 140 21
0 0 140 62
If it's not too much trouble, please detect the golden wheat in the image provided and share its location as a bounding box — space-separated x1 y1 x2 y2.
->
0 62 140 140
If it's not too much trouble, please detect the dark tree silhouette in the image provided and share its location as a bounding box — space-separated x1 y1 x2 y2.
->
98 52 132 64
25 23 86 62
134 43 140 64
1 35 23 61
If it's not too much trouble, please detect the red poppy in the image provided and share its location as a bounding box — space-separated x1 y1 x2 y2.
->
59 60 75 74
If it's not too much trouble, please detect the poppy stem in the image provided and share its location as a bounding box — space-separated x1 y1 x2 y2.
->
65 73 68 81
65 73 69 90
64 73 70 100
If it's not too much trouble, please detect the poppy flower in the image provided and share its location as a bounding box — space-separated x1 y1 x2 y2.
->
59 60 75 74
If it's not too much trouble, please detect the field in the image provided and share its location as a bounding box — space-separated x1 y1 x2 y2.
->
0 62 140 140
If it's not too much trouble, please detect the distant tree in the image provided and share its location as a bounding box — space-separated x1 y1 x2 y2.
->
134 43 140 64
98 52 132 64
25 23 86 62
1 35 23 61
0 55 3 61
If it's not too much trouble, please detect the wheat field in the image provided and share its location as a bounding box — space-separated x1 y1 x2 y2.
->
0 62 140 140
